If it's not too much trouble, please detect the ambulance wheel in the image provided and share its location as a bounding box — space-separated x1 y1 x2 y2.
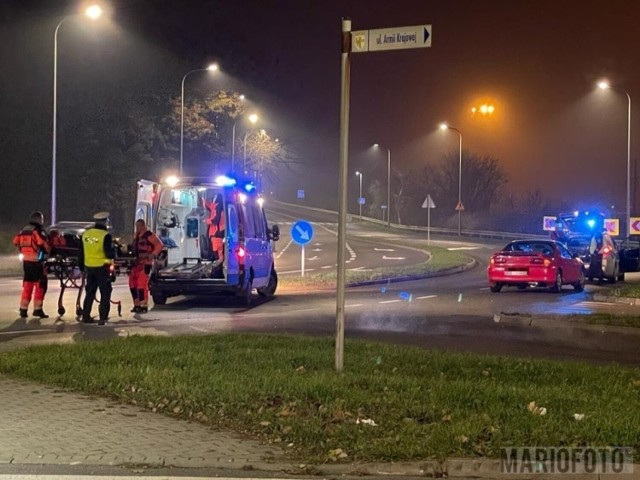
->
240 279 253 307
152 294 167 305
258 268 278 298
58 306 66 316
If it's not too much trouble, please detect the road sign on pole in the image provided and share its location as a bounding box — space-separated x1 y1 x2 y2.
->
297 189 305 199
352 25 432 53
455 201 465 211
543 216 557 231
422 194 436 245
604 218 619 236
291 220 314 277
630 217 640 235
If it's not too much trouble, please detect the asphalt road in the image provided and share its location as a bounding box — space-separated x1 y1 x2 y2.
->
1 204 640 365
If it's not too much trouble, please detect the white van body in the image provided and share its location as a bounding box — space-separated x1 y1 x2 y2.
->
135 177 279 306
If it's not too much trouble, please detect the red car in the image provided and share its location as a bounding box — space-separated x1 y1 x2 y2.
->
488 239 585 293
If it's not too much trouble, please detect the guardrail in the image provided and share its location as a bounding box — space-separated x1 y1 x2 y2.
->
268 200 548 241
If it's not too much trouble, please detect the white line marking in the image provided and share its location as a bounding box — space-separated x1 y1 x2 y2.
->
416 295 437 300
382 255 406 260
321 265 332 269
276 238 294 259
374 248 395 252
379 299 401 304
307 256 319 261
447 246 482 251
0 328 51 336
346 303 364 307
311 248 323 252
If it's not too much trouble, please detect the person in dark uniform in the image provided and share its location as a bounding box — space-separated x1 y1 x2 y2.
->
13 211 51 318
79 212 116 325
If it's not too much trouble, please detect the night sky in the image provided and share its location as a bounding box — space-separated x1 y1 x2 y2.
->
2 0 640 225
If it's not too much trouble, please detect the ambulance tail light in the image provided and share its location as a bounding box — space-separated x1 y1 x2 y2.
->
236 245 246 266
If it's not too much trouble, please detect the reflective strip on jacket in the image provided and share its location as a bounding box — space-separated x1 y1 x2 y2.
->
82 228 112 267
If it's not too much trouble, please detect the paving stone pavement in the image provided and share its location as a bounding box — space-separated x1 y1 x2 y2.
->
0 375 285 469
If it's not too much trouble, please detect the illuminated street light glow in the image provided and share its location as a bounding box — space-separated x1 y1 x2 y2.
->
439 123 448 131
206 63 219 71
85 4 102 19
165 175 179 187
239 94 245 101
596 78 632 239
249 113 258 124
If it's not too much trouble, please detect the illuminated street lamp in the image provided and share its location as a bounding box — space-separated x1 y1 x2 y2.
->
372 144 391 228
51 4 103 225
471 104 495 116
180 63 219 176
355 171 363 219
242 114 260 174
233 111 257 173
597 80 632 238
439 122 464 236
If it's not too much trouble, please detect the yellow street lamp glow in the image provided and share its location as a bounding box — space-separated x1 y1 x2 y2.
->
439 123 449 131
597 80 610 90
249 113 258 124
471 107 477 114
206 63 219 72
487 105 495 114
85 4 103 19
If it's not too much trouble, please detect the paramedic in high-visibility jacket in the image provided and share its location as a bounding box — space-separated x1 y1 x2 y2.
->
79 211 116 325
205 193 226 265
12 211 51 319
129 219 163 313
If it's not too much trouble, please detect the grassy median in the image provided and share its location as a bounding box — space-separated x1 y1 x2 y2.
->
0 334 638 462
279 245 471 289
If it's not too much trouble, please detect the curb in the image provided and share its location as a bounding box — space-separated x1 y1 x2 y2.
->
592 293 640 306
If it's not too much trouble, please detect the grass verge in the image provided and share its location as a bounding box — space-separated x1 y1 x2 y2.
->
610 284 640 299
575 313 640 329
279 245 470 289
0 333 638 462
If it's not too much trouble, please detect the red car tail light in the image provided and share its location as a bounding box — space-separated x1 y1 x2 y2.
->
530 257 552 266
491 256 506 265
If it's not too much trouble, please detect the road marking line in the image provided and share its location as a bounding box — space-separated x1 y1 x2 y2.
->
346 303 364 307
308 256 319 261
321 265 332 269
379 299 401 304
382 255 406 260
374 248 395 252
416 295 437 299
447 246 482 250
276 238 294 259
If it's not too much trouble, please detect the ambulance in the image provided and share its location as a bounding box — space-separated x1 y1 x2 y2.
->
135 175 280 306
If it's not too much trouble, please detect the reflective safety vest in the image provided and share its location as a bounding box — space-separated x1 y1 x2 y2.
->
82 228 112 267
13 225 47 262
134 230 160 265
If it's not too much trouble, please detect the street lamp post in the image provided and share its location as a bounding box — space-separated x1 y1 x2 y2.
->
232 112 257 174
180 63 219 176
372 144 391 228
597 80 632 239
355 171 363 219
51 5 102 225
440 123 463 236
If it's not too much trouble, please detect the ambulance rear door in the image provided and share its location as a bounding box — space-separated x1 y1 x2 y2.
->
135 179 159 231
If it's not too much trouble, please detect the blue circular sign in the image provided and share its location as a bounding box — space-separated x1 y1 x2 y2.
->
291 220 313 246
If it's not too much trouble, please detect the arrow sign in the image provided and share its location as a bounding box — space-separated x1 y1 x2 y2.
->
291 220 313 246
543 216 557 231
631 217 640 234
604 218 619 236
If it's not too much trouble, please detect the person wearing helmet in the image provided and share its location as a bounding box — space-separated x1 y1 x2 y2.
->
79 212 116 325
12 211 51 318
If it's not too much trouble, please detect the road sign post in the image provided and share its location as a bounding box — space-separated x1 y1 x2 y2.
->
422 194 436 245
336 19 432 372
292 220 314 277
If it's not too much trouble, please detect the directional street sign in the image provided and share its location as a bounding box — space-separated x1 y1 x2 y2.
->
291 220 314 246
604 218 619 236
543 216 557 231
358 197 366 205
351 24 432 53
630 217 640 235
297 189 305 199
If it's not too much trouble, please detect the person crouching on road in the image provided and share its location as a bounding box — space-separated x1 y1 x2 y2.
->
129 219 163 313
80 212 116 325
13 211 51 319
